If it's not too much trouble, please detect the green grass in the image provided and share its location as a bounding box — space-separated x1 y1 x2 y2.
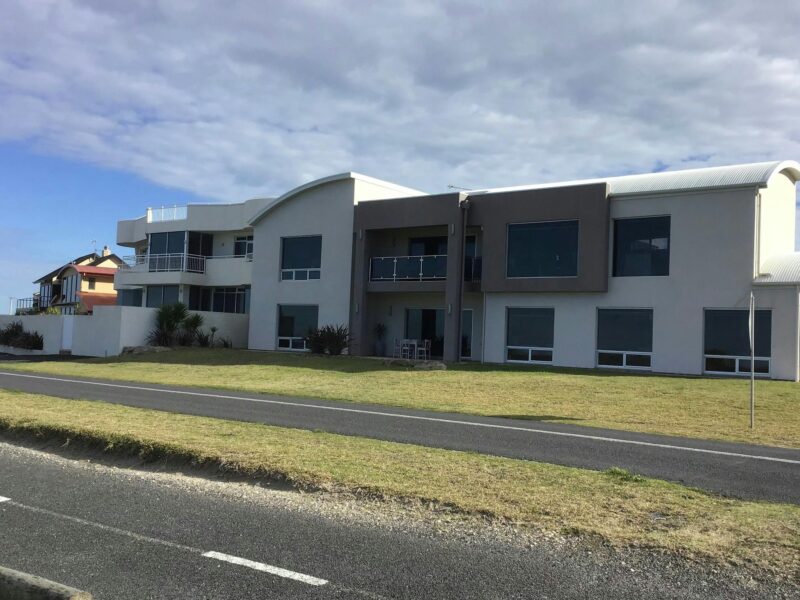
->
2 349 799 447
0 389 797 580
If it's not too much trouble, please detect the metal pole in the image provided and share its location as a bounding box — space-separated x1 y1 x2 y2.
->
749 291 755 429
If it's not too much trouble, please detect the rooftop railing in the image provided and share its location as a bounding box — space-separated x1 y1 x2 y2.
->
146 205 188 223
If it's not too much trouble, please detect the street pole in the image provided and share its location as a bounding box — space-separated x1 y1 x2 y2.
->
749 291 755 429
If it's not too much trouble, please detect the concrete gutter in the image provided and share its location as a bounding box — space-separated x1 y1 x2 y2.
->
0 566 92 600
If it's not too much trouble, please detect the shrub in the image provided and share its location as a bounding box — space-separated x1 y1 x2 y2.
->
196 330 211 347
305 327 327 354
321 324 350 355
0 321 43 350
177 313 204 346
147 303 204 347
305 324 350 355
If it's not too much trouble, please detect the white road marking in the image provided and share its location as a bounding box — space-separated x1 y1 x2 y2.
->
1 371 799 466
203 551 328 586
3 497 328 587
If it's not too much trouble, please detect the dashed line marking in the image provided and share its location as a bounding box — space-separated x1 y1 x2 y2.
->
203 551 328 586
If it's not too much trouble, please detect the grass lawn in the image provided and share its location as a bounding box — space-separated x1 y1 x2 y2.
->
0 389 797 579
1 348 798 447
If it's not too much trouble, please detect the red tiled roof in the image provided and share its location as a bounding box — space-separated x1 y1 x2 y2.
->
76 292 118 312
72 265 119 276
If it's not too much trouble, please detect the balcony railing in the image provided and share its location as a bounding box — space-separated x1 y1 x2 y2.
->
370 255 447 281
15 298 39 314
122 253 206 274
369 255 483 282
147 205 188 223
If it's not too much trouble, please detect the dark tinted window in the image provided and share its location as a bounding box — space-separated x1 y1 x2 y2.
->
597 309 653 352
507 308 555 348
704 310 771 357
149 231 185 255
507 221 578 278
278 305 318 338
281 236 322 269
145 285 179 308
188 232 214 256
188 286 211 311
117 289 142 307
613 216 670 277
409 236 447 256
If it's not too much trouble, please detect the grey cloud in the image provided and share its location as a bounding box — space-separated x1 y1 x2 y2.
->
0 0 797 203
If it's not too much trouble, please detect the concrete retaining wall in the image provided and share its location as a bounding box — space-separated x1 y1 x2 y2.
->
0 307 249 357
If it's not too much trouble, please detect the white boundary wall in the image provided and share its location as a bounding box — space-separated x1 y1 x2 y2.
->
0 307 249 357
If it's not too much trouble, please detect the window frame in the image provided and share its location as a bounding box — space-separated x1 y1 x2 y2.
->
280 235 322 281
703 308 772 377
505 219 580 279
505 306 555 364
277 304 319 352
612 215 671 278
595 307 654 371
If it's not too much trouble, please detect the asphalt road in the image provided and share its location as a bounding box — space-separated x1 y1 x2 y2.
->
0 370 798 503
0 442 792 599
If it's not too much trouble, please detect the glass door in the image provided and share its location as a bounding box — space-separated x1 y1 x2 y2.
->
405 308 445 358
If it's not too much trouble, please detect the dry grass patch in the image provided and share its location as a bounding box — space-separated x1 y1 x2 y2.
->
0 389 797 580
2 349 798 447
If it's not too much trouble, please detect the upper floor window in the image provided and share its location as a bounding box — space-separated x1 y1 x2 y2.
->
507 220 579 278
187 232 213 257
234 235 254 258
408 236 447 256
613 216 670 277
88 277 96 290
281 235 321 281
149 231 185 255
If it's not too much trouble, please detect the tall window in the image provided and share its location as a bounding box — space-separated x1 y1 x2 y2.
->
597 308 653 368
278 305 318 350
146 285 179 308
187 232 214 257
281 235 321 280
704 309 771 375
149 231 185 254
613 216 670 277
506 307 555 363
234 235 254 258
507 220 579 278
88 277 96 290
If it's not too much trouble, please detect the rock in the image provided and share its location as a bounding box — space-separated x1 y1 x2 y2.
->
413 361 447 371
121 345 173 355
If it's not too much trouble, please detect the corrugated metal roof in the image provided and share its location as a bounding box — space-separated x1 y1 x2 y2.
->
468 160 800 198
754 253 800 285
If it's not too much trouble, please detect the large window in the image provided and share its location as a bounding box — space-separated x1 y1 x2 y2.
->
212 286 249 314
507 220 579 278
597 308 653 369
613 216 670 277
281 235 321 280
234 235 254 258
146 285 179 308
704 309 771 375
187 232 213 257
506 307 555 363
278 305 319 351
117 289 143 307
149 231 185 255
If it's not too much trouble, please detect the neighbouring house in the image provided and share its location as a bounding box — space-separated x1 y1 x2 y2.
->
113 160 800 380
18 247 124 315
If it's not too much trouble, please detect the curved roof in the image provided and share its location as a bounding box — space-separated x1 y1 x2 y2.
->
468 160 800 198
754 253 800 285
249 172 424 225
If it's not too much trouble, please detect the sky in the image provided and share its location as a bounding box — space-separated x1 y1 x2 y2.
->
1 0 799 311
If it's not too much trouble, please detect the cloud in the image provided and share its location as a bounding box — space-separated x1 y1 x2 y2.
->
0 0 798 203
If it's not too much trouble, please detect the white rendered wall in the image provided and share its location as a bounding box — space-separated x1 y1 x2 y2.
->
248 179 358 350
757 172 796 271
0 315 65 354
482 186 800 377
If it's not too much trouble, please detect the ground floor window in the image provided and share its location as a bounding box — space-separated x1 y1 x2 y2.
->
146 285 179 308
278 304 318 351
704 309 771 375
405 308 445 359
117 289 143 307
506 307 554 363
188 286 250 314
596 308 653 369
461 310 473 359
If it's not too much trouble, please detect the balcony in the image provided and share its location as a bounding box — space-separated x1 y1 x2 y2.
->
122 253 206 274
370 255 447 281
15 297 39 314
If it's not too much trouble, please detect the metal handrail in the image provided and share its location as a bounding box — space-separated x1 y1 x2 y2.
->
121 253 206 274
369 254 447 281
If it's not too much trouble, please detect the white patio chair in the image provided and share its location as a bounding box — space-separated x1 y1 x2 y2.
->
416 339 431 361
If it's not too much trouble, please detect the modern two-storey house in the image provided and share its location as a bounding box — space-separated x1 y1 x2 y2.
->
115 160 800 380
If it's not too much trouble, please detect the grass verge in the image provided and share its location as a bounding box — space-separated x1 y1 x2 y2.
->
2 349 799 447
0 389 797 580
